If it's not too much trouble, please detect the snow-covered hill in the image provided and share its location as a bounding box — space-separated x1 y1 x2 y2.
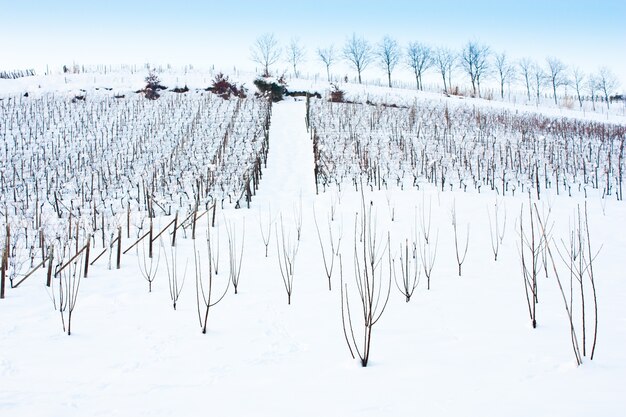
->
1 71 625 417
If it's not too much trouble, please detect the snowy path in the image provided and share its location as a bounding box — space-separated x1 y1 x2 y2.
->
252 97 315 212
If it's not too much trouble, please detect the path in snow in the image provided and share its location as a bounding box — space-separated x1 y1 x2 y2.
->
252 97 316 215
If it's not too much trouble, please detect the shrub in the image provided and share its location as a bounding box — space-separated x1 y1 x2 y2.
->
329 84 345 103
254 75 287 102
143 70 166 100
171 85 190 93
145 70 161 89
208 73 246 100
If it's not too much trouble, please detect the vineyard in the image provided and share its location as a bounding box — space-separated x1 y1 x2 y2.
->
309 98 625 199
1 83 626 416
1 92 270 289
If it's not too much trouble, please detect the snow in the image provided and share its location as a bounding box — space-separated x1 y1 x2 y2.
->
1 73 626 417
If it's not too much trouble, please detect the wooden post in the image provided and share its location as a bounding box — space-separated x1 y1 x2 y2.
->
1 248 6 299
116 227 122 269
84 235 91 278
148 219 153 259
211 201 217 228
191 205 198 240
75 222 79 254
40 229 45 262
171 212 178 247
5 225 10 271
46 247 54 287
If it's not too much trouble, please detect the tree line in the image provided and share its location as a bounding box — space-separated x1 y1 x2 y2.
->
250 33 622 109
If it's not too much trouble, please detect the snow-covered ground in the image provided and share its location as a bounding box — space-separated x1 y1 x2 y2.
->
1 73 626 416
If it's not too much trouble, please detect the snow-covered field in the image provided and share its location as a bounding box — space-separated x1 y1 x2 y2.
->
1 72 625 416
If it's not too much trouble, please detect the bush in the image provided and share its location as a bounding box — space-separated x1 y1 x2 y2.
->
286 90 322 99
208 73 246 100
144 89 160 100
145 70 160 89
254 75 287 102
329 84 345 103
171 85 190 93
143 70 166 100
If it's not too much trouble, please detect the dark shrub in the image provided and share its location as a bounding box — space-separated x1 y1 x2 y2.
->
171 85 190 93
143 70 166 99
254 75 287 102
207 73 246 100
329 84 345 103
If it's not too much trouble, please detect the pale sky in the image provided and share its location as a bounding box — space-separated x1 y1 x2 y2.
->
1 0 624 90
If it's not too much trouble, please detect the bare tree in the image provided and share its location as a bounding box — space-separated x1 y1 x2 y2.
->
451 201 470 276
317 45 336 82
406 42 432 90
487 198 507 261
588 74 598 111
460 41 490 97
532 64 546 105
251 33 281 77
393 239 420 302
226 219 245 294
195 227 229 334
519 201 551 329
596 67 619 109
419 232 438 290
434 47 455 93
572 67 585 108
555 204 601 362
343 33 373 84
137 224 160 293
519 57 534 102
542 203 599 365
418 196 438 290
259 205 273 258
287 37 306 77
546 57 569 105
494 52 515 99
375 36 401 88
58 253 83 335
313 208 342 291
162 239 187 310
276 215 299 304
340 196 391 367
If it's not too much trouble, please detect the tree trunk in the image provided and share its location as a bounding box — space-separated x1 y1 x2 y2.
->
536 83 541 104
